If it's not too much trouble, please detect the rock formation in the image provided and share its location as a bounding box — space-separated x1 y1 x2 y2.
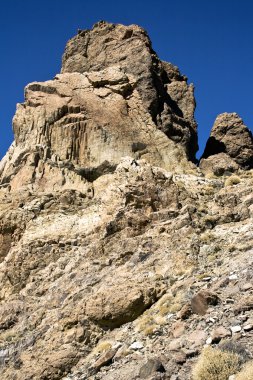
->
0 21 252 380
0 21 197 195
200 113 253 175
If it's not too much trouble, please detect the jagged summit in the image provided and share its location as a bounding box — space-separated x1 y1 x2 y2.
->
0 21 198 193
61 20 198 160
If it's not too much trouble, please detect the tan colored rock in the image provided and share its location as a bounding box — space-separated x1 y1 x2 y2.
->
92 348 118 373
201 113 253 169
211 326 231 343
191 290 220 315
62 21 198 160
171 321 186 338
178 303 192 320
199 152 239 176
86 282 161 328
139 358 166 378
187 330 207 347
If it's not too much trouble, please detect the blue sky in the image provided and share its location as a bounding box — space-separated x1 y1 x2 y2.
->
1 0 252 159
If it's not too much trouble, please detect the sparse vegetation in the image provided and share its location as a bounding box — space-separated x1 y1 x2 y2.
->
192 346 241 380
220 340 250 364
225 175 241 186
92 340 112 355
156 292 184 316
199 231 215 243
135 311 167 336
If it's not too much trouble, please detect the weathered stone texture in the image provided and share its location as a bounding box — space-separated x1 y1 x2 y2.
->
201 112 253 170
0 21 252 380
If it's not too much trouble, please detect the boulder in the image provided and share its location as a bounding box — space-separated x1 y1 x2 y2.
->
191 290 220 315
201 113 253 170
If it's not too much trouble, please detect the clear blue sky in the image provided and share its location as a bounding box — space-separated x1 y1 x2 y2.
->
1 0 252 159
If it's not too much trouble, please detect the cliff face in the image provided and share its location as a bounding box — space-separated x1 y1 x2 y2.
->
0 21 197 195
0 22 252 380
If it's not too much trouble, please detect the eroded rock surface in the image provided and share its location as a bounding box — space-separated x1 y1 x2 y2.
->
0 21 253 380
201 113 253 172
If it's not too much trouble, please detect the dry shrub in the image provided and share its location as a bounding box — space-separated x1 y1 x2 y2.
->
236 361 253 380
219 340 250 364
156 292 184 316
192 346 240 380
92 340 112 355
225 175 241 186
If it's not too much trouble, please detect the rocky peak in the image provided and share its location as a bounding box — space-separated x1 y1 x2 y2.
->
62 20 198 159
201 112 253 170
0 21 198 192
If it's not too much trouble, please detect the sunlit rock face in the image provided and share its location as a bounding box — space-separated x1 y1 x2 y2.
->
0 21 198 193
0 21 252 380
200 112 253 173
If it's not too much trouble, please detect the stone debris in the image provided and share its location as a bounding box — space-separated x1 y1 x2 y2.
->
230 325 242 334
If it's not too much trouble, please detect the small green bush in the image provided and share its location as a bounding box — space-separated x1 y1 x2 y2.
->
192 346 240 380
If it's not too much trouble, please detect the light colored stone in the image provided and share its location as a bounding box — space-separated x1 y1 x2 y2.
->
130 341 144 350
230 325 242 333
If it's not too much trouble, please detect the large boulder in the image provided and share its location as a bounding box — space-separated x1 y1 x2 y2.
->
201 113 253 171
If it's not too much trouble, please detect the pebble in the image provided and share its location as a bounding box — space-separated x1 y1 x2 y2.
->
173 351 186 364
211 326 231 342
243 324 253 331
130 341 144 350
241 283 252 291
206 337 212 345
206 317 216 323
230 325 242 333
202 277 212 281
226 298 235 304
229 274 238 281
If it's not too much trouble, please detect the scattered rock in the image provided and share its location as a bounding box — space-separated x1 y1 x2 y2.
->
171 321 186 338
211 326 231 343
92 348 118 372
168 339 182 351
139 358 166 378
191 290 220 315
241 283 252 291
187 330 207 347
199 152 239 176
234 296 253 315
178 303 192 320
172 351 187 364
130 341 144 350
230 325 242 334
229 274 238 281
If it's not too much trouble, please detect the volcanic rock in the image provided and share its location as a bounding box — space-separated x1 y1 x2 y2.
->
0 21 198 195
201 112 253 170
0 21 253 380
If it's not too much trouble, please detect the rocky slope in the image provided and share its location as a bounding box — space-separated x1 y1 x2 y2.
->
0 21 252 380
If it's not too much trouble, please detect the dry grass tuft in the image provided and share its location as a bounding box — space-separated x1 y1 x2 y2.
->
225 175 241 186
192 346 240 380
92 340 112 355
